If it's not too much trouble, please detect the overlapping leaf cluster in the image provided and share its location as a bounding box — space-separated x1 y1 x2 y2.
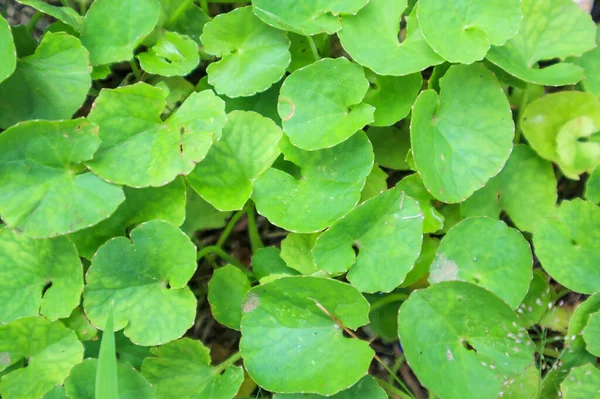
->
1 0 600 398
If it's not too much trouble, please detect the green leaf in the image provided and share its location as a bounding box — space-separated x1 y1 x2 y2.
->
573 27 600 97
84 331 151 371
10 24 35 58
0 317 84 399
278 57 374 150
17 0 84 32
0 228 83 324
65 359 153 399
96 307 117 399
429 217 532 309
83 220 197 346
486 0 597 86
411 64 514 203
0 119 125 238
252 0 368 35
87 84 227 187
252 132 374 233
141 338 244 399
0 15 16 83
251 246 299 282
43 386 67 399
70 177 186 259
187 110 283 211
272 376 387 399
360 165 388 202
62 307 98 342
561 364 600 398
582 312 600 357
400 235 439 287
418 0 522 64
0 32 91 129
534 199 600 294
208 265 251 330
367 125 412 171
279 233 320 275
461 145 557 232
81 0 160 66
338 0 444 76
586 167 600 204
363 70 422 127
138 31 199 77
287 33 326 72
398 282 536 399
396 174 445 233
220 78 283 124
158 0 210 47
516 270 552 328
522 91 600 179
240 276 373 395
201 6 291 97
314 186 424 293
181 187 231 236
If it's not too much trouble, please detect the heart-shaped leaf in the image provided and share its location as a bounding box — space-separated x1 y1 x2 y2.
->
240 276 373 395
0 228 83 324
278 57 374 150
411 64 514 203
252 132 374 233
314 186 424 293
0 119 124 237
87 84 227 187
338 0 444 76
201 6 291 97
398 282 536 399
83 220 197 346
0 32 91 129
138 31 199 77
0 15 16 83
187 110 283 211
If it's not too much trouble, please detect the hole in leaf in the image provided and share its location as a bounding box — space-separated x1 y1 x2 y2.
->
41 281 52 296
462 340 477 352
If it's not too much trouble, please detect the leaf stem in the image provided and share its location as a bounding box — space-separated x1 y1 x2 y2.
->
215 207 247 248
369 293 409 313
246 201 264 252
306 35 320 62
129 60 142 81
198 0 210 15
374 377 413 399
27 11 42 33
214 351 242 374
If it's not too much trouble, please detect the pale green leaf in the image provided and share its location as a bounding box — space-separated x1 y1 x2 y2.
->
279 233 320 275
561 364 600 398
573 27 600 97
208 265 251 330
582 312 600 357
62 307 98 342
0 15 16 83
138 31 199 76
396 174 445 233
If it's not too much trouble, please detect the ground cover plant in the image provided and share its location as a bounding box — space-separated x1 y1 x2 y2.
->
1 0 600 398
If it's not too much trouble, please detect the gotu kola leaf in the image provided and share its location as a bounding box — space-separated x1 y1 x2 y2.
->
201 6 291 98
240 276 374 395
273 376 387 399
398 281 536 399
0 317 84 399
586 167 600 204
278 57 374 150
0 32 91 129
186 110 283 211
486 0 597 86
582 312 600 357
560 364 600 398
17 0 84 33
0 15 16 84
0 118 125 238
313 186 424 293
410 63 514 203
0 228 83 324
86 83 227 188
83 220 197 346
137 31 199 77
252 132 374 233
208 264 251 330
141 338 244 399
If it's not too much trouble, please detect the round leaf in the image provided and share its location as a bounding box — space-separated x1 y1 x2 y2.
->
252 0 368 35
87 84 227 187
0 15 16 84
429 217 533 309
208 265 251 330
398 282 536 399
81 0 160 66
486 0 597 86
561 364 600 398
534 199 600 294
240 276 374 395
418 0 522 64
410 64 514 203
363 70 422 127
0 32 91 129
252 132 374 233
201 6 291 97
0 119 124 238
273 376 387 399
187 110 283 211
64 359 153 399
0 228 83 324
141 338 244 399
314 187 424 293
461 144 557 233
582 312 600 357
278 57 374 150
0 317 83 399
138 31 200 77
83 220 197 346
338 0 444 76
